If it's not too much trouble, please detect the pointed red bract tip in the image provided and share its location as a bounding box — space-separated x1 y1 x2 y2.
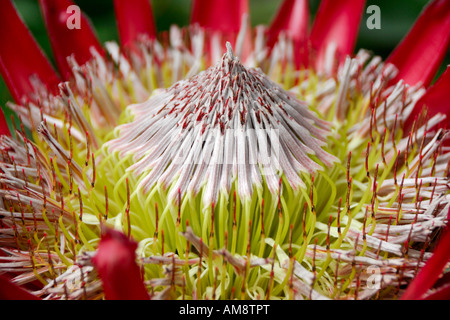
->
386 0 450 88
92 228 150 300
309 0 366 74
113 0 156 51
404 66 450 131
39 0 105 80
401 208 450 300
191 0 249 34
266 0 309 68
0 0 60 103
0 275 40 300
0 107 11 136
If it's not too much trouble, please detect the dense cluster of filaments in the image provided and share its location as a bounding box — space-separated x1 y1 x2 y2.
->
0 22 449 300
107 43 337 207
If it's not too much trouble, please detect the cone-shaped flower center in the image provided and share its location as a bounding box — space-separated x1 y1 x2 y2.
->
108 43 337 207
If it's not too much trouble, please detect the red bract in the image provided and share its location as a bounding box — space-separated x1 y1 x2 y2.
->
404 66 450 131
266 0 309 68
309 0 366 74
113 0 156 51
92 228 150 300
0 107 10 136
0 275 40 300
386 0 450 87
401 208 450 300
0 0 60 103
423 284 450 300
191 0 249 34
191 0 251 63
39 0 105 80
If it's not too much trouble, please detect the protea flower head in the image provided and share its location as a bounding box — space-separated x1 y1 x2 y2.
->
0 0 450 301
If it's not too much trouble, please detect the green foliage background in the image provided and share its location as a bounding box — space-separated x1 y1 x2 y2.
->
1 0 449 127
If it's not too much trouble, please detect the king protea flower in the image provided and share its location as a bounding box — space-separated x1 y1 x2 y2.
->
0 0 449 301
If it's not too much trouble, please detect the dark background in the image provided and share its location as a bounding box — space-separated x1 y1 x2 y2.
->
1 0 449 108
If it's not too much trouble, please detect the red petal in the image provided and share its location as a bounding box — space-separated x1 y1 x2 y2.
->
191 0 251 64
0 107 11 136
401 208 450 300
423 283 450 300
0 275 40 300
309 0 366 73
39 0 105 80
266 0 309 68
404 66 450 131
386 0 450 88
92 228 150 300
191 0 249 34
113 0 156 50
0 0 60 103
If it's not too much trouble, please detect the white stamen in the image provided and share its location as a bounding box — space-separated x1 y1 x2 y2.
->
107 44 337 206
